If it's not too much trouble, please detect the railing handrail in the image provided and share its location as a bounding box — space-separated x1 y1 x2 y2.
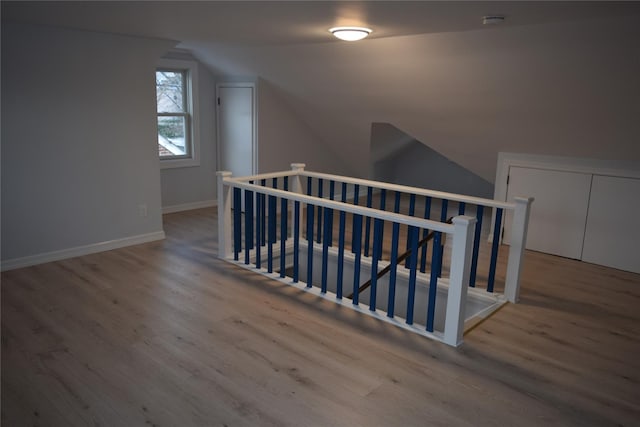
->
227 170 295 182
219 164 532 306
225 169 514 210
299 170 515 210
224 178 455 234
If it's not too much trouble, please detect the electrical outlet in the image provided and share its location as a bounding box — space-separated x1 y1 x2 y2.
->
138 203 148 217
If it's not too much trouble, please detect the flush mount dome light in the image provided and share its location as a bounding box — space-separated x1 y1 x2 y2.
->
329 26 372 41
483 15 505 25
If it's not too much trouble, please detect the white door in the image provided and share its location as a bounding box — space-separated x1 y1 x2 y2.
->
582 176 640 273
503 166 592 259
217 84 256 177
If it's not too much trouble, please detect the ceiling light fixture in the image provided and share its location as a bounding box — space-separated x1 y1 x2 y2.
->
483 15 505 25
329 26 372 41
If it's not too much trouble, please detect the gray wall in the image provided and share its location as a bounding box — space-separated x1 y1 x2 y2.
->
257 79 344 174
372 123 493 198
160 52 218 209
1 22 173 261
192 15 640 183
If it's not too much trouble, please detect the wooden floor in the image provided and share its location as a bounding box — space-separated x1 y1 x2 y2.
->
2 208 639 426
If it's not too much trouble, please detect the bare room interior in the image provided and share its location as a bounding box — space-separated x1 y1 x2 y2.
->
2 1 639 426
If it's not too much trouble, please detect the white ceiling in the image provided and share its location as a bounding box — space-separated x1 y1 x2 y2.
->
4 1 639 45
4 1 640 182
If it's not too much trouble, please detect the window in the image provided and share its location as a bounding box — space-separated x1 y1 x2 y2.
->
156 59 199 168
157 69 188 157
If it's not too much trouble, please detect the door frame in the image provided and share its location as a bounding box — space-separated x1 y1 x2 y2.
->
216 81 258 176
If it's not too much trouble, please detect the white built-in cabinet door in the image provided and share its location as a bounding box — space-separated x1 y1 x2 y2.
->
582 176 640 274
504 166 592 259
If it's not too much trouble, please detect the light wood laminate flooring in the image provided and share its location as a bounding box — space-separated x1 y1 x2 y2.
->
2 208 639 426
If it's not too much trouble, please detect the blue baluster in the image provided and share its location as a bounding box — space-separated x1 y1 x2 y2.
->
255 187 262 269
469 205 484 287
325 206 334 250
377 189 387 261
440 199 448 222
487 208 503 293
233 187 242 261
260 179 266 246
282 177 289 241
321 207 331 293
337 183 347 299
436 199 449 277
328 180 335 246
419 197 432 273
271 178 278 243
364 187 373 257
405 193 415 268
369 218 383 311
245 189 253 265
458 201 466 215
387 218 400 318
280 195 287 278
352 214 363 305
268 179 277 273
316 178 323 244
293 200 300 282
426 232 442 332
306 203 314 288
395 193 403 215
280 177 289 278
351 184 360 253
406 226 419 325
387 192 402 315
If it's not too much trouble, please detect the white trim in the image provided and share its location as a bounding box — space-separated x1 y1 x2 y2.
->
158 58 201 169
162 200 217 214
0 231 166 272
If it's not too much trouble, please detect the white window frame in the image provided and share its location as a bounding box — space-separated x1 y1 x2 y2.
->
157 58 200 169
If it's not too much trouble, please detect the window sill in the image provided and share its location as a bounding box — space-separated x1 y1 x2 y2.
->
160 157 201 169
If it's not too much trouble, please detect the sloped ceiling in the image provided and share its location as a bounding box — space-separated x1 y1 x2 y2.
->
4 1 640 181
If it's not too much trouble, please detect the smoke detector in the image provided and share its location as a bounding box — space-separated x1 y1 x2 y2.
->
483 15 505 25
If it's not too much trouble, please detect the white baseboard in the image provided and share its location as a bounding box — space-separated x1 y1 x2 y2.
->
162 200 217 214
0 231 166 272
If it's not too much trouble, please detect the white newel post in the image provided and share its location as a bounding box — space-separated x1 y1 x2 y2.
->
290 163 306 239
444 215 476 347
217 171 233 259
505 197 534 303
